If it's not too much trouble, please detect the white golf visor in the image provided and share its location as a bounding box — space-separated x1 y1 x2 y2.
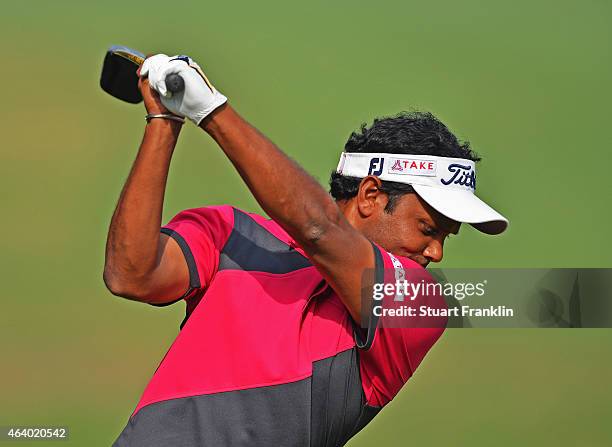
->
336 152 508 235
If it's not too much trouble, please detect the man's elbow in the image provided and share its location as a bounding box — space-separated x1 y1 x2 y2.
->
102 268 150 301
102 269 131 298
301 205 348 251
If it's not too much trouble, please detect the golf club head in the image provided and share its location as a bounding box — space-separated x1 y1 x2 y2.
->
100 45 186 104
100 45 146 104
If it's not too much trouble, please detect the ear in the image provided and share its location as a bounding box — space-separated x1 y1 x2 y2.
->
356 176 388 217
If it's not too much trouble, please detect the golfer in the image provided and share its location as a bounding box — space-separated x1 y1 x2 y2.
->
104 55 508 446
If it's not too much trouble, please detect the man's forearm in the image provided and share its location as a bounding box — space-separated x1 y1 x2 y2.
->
200 104 372 323
103 120 181 296
201 105 347 253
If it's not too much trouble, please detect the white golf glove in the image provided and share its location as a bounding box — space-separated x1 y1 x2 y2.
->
140 54 227 125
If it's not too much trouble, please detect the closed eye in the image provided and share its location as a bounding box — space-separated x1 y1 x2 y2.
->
420 220 438 236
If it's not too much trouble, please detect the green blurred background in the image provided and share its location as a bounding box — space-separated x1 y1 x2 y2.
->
1 0 611 445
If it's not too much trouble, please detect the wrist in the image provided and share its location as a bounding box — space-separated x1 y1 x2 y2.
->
199 102 230 134
144 116 183 139
146 113 185 124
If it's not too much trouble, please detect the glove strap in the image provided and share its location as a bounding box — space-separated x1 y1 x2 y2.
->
145 113 185 124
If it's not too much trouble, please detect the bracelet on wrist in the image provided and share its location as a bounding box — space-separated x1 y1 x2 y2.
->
145 113 185 124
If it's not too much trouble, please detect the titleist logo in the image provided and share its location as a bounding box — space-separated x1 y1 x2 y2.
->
441 164 476 189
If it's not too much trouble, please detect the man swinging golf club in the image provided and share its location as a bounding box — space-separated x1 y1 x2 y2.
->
104 54 508 446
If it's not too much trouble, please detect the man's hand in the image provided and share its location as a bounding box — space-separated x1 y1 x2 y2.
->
140 54 227 125
137 65 171 116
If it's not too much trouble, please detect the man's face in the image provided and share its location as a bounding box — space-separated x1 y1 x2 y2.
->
355 191 460 267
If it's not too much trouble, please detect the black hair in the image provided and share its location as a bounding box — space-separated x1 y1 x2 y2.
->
329 111 481 212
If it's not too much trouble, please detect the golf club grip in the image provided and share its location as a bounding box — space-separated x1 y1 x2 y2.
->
166 73 185 94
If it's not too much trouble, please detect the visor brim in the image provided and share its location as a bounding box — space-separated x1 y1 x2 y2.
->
412 185 509 235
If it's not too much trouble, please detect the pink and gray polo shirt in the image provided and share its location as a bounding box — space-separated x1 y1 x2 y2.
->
113 205 446 447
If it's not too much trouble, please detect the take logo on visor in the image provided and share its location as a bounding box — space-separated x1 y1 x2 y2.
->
389 158 437 176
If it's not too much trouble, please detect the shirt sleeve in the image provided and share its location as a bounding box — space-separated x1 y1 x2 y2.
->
357 244 448 407
158 205 234 302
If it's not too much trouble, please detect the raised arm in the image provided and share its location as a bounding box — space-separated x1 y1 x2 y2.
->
200 105 375 323
139 55 377 322
102 78 190 304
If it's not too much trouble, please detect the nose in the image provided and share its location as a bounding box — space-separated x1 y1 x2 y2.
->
423 240 443 263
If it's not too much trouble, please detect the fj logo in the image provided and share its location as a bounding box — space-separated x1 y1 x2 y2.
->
368 158 384 176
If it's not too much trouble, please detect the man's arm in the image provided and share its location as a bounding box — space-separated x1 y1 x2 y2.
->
200 105 374 324
103 79 190 304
